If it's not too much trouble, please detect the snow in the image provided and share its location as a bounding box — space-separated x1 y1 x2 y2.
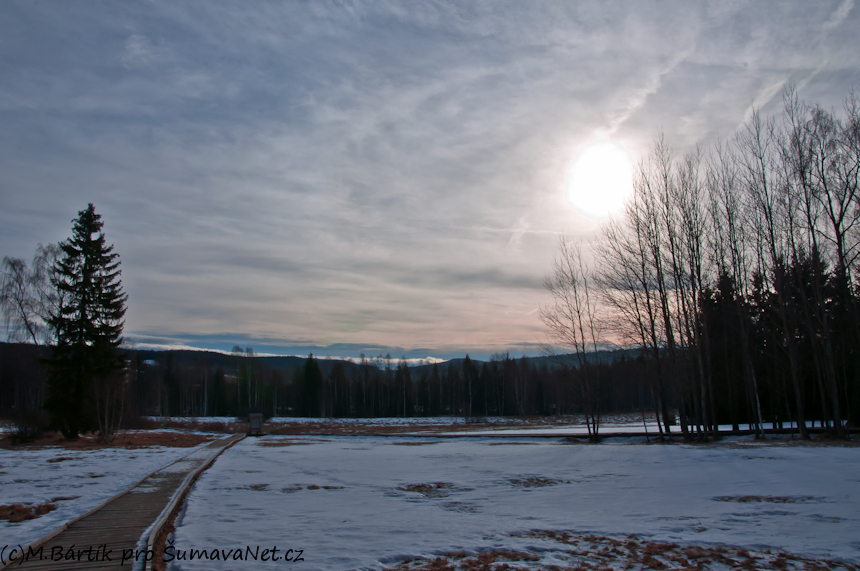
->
0 443 210 550
444 423 806 436
445 422 665 436
168 436 860 570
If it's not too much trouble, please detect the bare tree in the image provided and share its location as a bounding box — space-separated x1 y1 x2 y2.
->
541 236 603 440
597 196 670 438
738 109 810 439
0 244 63 345
706 141 767 437
1 256 42 344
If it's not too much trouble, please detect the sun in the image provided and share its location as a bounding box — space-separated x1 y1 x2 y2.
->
565 140 634 219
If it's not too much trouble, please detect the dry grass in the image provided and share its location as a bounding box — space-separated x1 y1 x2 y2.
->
1 430 217 450
266 423 450 436
394 531 860 570
715 495 821 504
394 550 540 571
509 477 570 488
262 417 585 436
46 455 83 463
398 482 455 498
153 418 244 433
279 484 344 492
453 531 860 571
0 502 58 523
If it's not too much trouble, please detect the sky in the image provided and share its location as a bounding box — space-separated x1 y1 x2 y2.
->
1 1 859 361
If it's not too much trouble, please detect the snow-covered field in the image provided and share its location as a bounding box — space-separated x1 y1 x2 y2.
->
169 436 860 570
0 443 209 550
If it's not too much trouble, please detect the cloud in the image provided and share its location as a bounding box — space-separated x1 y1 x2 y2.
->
2 0 859 358
824 0 854 30
121 34 156 68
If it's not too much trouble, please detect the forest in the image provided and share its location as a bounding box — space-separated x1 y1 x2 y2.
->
0 343 655 427
539 87 860 441
1 87 859 442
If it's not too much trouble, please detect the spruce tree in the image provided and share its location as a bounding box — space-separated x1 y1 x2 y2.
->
45 204 127 439
303 353 322 417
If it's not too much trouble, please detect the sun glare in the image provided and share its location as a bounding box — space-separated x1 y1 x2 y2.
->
565 141 634 219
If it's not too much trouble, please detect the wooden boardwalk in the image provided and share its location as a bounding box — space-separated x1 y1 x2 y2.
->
3 434 244 570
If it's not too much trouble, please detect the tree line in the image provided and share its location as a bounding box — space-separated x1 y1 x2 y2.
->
542 86 860 441
1 343 660 428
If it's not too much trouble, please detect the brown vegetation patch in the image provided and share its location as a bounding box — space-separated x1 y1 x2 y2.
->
277 483 341 492
0 502 58 523
709 436 860 450
281 484 345 491
195 421 239 433
715 495 821 504
149 418 244 433
264 417 583 436
392 549 540 571
1 430 217 450
509 477 570 488
243 483 269 491
108 431 219 448
398 482 455 498
146 416 566 438
494 531 860 571
266 423 446 436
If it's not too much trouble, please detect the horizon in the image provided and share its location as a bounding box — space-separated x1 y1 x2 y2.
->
121 332 545 363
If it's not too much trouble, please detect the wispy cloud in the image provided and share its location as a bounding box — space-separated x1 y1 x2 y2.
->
824 0 854 31
1 0 858 358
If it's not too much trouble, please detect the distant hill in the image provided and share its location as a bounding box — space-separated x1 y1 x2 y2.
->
409 347 642 375
521 348 644 369
128 349 352 376
1 342 643 377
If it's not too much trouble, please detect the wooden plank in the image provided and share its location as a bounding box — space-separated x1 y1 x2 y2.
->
0 434 242 571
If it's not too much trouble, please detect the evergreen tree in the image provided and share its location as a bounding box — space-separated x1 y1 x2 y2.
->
44 204 127 439
302 353 322 417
